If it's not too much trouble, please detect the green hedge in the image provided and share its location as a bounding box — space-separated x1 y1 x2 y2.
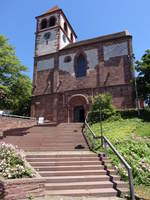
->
117 109 150 121
88 109 150 123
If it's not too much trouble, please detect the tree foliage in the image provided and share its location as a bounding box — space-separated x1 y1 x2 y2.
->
90 93 116 120
135 49 150 105
0 35 32 116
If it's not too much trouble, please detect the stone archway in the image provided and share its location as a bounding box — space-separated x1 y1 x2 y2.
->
68 94 89 123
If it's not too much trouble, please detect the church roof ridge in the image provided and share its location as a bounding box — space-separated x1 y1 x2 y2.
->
62 30 131 50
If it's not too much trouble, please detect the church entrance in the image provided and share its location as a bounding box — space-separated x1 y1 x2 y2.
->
74 106 85 122
68 94 89 123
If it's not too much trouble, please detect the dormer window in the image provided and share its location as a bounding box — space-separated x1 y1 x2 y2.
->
49 16 56 27
40 19 47 29
64 22 68 34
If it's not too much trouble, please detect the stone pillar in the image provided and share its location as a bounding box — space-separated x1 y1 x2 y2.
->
53 94 58 122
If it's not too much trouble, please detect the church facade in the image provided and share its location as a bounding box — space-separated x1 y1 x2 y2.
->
31 6 134 123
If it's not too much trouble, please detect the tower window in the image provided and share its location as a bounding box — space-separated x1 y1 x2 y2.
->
62 34 66 43
64 56 72 63
70 33 73 42
64 22 68 34
49 16 56 27
40 19 47 29
75 54 86 78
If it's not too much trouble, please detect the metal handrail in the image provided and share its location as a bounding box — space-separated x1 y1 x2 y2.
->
103 136 134 200
85 119 100 139
0 113 36 121
84 115 135 200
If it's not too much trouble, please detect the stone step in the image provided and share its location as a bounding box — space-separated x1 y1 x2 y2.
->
39 169 116 176
39 144 88 147
34 165 106 171
10 136 85 140
28 160 102 166
28 158 109 161
117 187 129 195
22 144 88 148
115 181 129 188
27 157 100 162
22 134 84 138
45 181 113 190
24 148 89 151
44 175 114 183
22 141 87 144
26 154 96 159
45 188 117 197
19 144 88 148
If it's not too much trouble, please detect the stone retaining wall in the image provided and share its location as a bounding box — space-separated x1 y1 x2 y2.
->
0 177 45 200
0 116 37 138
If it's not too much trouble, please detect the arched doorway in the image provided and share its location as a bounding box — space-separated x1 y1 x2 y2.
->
74 106 85 122
68 94 89 123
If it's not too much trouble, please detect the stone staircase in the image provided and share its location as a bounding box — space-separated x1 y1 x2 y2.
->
2 123 88 151
26 152 128 197
1 123 129 198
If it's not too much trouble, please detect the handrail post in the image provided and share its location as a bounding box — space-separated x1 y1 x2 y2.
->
128 168 135 200
99 105 103 146
104 138 107 157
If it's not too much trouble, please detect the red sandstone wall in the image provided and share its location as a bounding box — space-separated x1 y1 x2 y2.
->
33 37 133 97
0 117 36 134
31 34 135 122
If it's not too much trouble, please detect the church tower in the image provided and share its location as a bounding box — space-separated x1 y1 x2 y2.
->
35 6 77 57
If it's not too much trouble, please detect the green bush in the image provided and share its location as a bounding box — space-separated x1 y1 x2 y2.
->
117 109 150 121
108 140 150 186
89 93 116 122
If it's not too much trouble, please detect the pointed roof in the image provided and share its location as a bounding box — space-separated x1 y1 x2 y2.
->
45 5 60 14
36 5 61 18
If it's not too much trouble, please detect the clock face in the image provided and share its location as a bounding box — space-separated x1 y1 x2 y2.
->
44 32 51 40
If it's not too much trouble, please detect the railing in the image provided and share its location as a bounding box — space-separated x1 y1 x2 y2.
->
84 116 135 200
0 113 36 121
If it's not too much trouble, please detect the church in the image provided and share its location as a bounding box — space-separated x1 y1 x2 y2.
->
31 6 134 123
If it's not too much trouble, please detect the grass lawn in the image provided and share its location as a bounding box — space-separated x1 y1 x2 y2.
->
135 185 150 200
87 117 150 199
136 122 150 137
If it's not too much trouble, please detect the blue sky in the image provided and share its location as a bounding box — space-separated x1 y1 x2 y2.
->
1 0 150 79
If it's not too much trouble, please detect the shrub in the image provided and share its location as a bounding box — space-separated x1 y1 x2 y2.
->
108 139 150 186
117 109 150 122
89 93 116 122
0 142 34 179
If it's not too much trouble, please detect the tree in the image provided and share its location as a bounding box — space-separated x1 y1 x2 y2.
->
135 50 150 105
90 93 116 120
0 35 32 116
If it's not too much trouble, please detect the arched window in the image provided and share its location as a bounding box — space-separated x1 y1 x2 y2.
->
64 22 68 34
40 19 47 29
49 16 56 27
70 33 73 42
75 54 86 77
